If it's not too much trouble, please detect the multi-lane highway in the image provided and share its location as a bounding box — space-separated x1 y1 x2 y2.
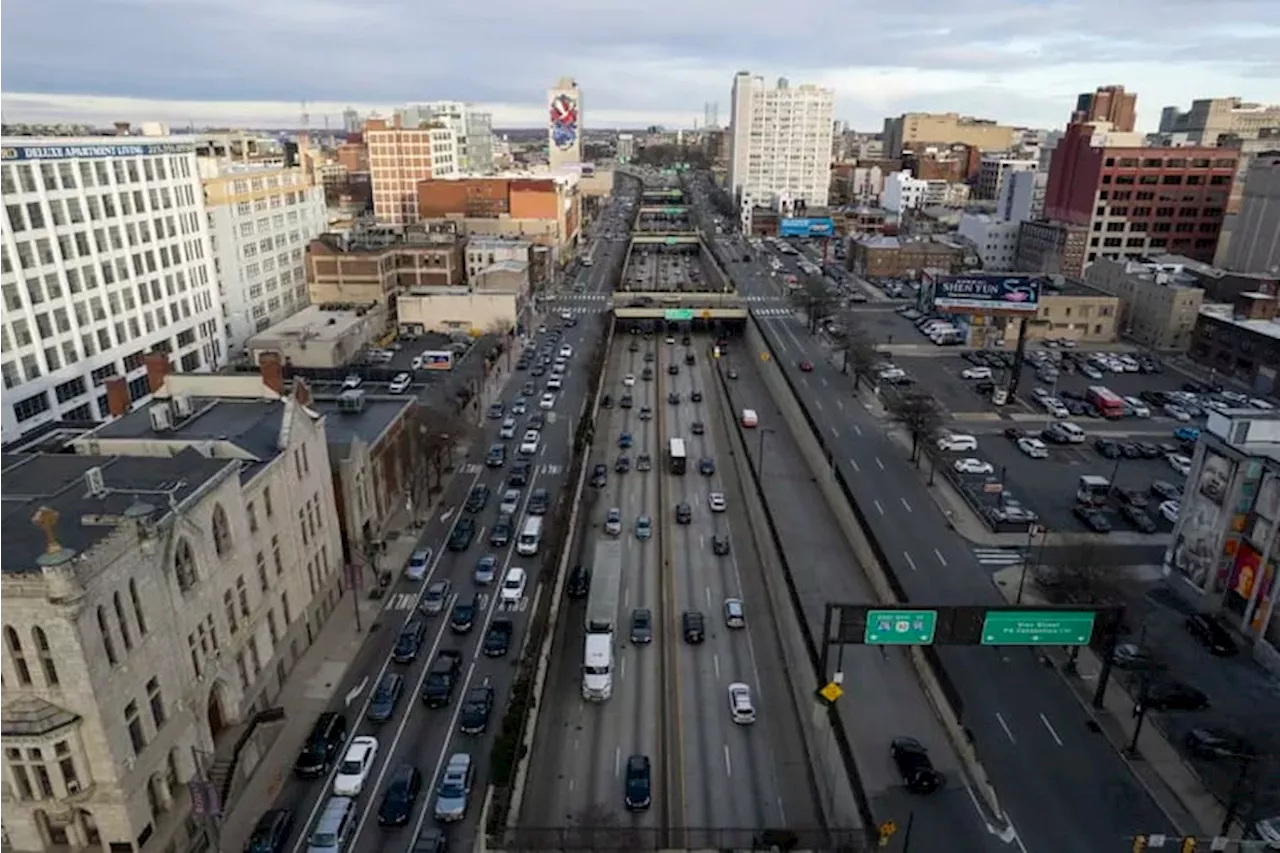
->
263 198 631 853
725 238 1181 851
520 326 816 842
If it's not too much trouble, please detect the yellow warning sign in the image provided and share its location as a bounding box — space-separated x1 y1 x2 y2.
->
878 820 898 846
760 351 771 362
702 309 712 319
818 681 844 704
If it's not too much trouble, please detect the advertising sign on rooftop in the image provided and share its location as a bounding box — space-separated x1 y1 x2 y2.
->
931 274 1041 314
420 350 454 371
779 217 835 238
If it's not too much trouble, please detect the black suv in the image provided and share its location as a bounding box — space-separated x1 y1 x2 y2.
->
508 461 531 487
448 518 476 551
624 754 652 810
891 737 943 794
367 672 405 723
675 502 692 524
485 443 506 468
246 809 295 853
451 595 480 633
483 619 513 656
293 712 347 777
566 564 591 598
377 764 422 826
459 683 495 735
527 488 551 515
712 535 731 556
422 650 463 707
393 618 428 663
682 611 705 644
465 484 490 513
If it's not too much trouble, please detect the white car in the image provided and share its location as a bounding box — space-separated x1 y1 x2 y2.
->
953 457 994 475
389 372 412 394
1017 437 1049 459
499 417 517 439
1046 400 1070 419
1081 365 1103 380
1167 453 1193 476
728 682 756 725
878 368 906 381
500 567 527 603
539 392 556 410
623 374 636 387
1159 500 1181 524
341 374 363 390
605 507 622 536
937 432 978 452
961 366 992 380
1123 397 1151 418
499 488 521 515
1165 404 1192 422
333 736 378 796
547 375 563 391
708 492 727 512
559 344 573 358
519 430 540 456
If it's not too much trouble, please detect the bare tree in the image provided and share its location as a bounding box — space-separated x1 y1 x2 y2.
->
1036 541 1127 606
410 407 475 516
788 274 836 334
886 391 945 466
831 316 881 386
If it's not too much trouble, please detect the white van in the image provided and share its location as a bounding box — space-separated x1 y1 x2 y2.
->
1056 422 1087 443
740 409 759 428
517 516 542 556
582 634 613 701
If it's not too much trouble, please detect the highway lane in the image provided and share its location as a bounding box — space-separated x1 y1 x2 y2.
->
269 311 605 853
745 306 1180 851
719 344 1004 851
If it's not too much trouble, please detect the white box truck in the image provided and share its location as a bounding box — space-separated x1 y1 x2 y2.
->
582 540 622 701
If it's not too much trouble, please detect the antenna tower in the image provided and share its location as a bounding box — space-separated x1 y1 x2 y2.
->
300 100 310 131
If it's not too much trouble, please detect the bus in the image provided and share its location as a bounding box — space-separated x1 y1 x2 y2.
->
669 438 688 475
1086 386 1126 419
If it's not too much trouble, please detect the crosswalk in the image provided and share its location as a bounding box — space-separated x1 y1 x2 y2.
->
971 547 1025 567
753 307 796 317
460 462 565 477
386 592 419 611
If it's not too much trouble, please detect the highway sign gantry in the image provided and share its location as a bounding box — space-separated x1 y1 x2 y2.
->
981 610 1096 646
864 609 938 645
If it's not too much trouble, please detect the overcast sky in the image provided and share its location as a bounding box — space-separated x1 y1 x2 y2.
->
2 0 1278 131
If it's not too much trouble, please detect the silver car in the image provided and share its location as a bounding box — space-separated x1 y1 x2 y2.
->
433 753 473 822
605 507 622 536
473 555 497 586
499 489 521 515
421 580 451 615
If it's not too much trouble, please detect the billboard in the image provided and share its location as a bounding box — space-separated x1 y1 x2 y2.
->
779 217 835 238
420 350 454 371
549 93 580 151
930 274 1041 314
1 142 195 161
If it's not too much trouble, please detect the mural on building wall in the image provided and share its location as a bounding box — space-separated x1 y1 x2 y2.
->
1168 448 1238 590
549 94 579 151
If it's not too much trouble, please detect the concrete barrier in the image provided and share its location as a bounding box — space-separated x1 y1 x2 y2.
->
744 316 1007 824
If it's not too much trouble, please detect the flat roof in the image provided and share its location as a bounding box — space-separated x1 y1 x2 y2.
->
858 236 900 250
92 397 287 463
248 304 374 344
1200 304 1280 341
310 397 410 448
1 450 231 574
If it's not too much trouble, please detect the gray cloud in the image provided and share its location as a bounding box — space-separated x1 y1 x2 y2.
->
2 0 1278 128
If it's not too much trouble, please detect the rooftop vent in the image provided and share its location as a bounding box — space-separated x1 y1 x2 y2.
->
148 404 173 432
337 389 366 413
85 466 107 498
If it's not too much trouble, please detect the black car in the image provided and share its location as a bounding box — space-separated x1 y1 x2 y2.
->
1120 442 1144 459
485 443 507 468
448 517 476 551
624 754 652 810
489 515 513 547
591 464 608 487
293 712 347 777
668 391 680 405
1120 504 1157 533
601 394 614 408
1137 442 1162 459
630 608 653 644
620 394 634 409
691 421 705 436
422 650 463 707
685 353 696 366
483 619 513 656
367 673 405 723
393 618 428 663
451 596 479 633
712 535 731 556
245 808 294 853
1142 680 1210 711
699 457 715 476
1094 439 1122 459
509 461 531 487
636 453 652 472
891 737 943 794
1151 480 1183 502
615 455 631 473
527 488 551 515
1073 505 1112 533
682 611 705 643
566 564 591 598
465 484 490 513
675 502 692 524
1003 427 1026 442
521 381 536 396
667 364 679 375
690 390 703 402
1183 727 1254 760
1185 613 1238 656
459 683 495 734
411 828 447 853
377 764 423 826
1117 489 1149 509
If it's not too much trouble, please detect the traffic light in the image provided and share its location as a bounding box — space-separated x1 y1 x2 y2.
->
1181 838 1197 853
1132 836 1147 853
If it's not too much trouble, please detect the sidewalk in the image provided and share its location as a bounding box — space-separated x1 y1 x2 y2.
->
990 565 1235 841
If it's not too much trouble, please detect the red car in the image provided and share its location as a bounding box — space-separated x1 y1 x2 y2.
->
799 360 814 372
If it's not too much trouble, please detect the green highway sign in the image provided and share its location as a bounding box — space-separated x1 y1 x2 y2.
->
664 237 679 245
664 309 694 321
864 609 938 645
981 611 1096 646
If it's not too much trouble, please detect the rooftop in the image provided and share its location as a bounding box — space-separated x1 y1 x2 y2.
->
310 395 412 449
1 450 232 575
466 236 533 251
247 304 378 344
1200 303 1280 341
858 235 901 250
90 396 288 468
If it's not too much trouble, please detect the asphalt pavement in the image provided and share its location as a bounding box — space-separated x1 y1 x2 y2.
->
727 257 1181 851
266 214 629 853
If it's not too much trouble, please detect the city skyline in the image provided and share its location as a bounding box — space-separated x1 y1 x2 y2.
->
2 0 1278 131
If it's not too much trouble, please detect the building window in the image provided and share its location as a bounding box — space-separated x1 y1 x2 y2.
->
125 700 146 755
5 626 33 686
55 741 79 793
257 552 269 593
129 579 149 636
173 538 198 592
113 591 134 652
147 676 167 728
211 504 232 558
237 575 250 619
5 747 53 801
32 627 58 686
224 590 238 635
263 486 274 517
272 534 283 576
281 591 292 625
247 501 258 534
97 606 119 666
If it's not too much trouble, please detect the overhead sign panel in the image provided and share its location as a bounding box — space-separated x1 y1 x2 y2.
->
779 217 835 238
2 142 195 161
932 274 1041 314
980 610 1096 645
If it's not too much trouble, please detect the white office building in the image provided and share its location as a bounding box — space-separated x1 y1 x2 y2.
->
1 138 225 442
199 160 328 359
398 102 495 173
958 213 1021 270
975 155 1038 201
883 170 927 213
727 72 835 210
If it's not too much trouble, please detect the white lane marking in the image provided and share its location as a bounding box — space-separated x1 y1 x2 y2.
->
801 376 810 387
821 377 829 387
934 548 948 566
615 746 622 778
723 744 733 777
813 398 823 411
874 456 885 470
713 654 720 680
620 655 626 683
1040 713 1064 747
831 426 840 438
849 458 860 472
900 498 912 513
903 552 917 572
996 712 1016 744
568 779 575 793
344 677 368 707
837 399 845 411
873 499 885 515
705 586 713 609
853 424 862 437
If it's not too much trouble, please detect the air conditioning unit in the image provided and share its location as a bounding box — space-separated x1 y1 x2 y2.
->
337 389 366 413
85 466 107 498
148 404 173 432
172 394 194 418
